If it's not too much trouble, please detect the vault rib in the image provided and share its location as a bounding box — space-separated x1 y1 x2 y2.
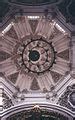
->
45 72 55 86
0 46 12 55
15 73 32 91
35 18 54 39
2 35 18 45
56 42 69 53
0 36 14 54
37 74 53 91
12 17 32 39
51 63 69 75
52 34 65 43
0 58 17 76
37 76 45 91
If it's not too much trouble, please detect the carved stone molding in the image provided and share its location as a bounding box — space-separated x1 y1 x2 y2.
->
58 84 75 111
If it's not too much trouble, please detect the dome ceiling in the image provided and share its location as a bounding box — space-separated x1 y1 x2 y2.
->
0 16 70 92
0 1 75 119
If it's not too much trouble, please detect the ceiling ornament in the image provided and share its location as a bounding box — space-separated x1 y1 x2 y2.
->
14 37 56 75
0 16 70 92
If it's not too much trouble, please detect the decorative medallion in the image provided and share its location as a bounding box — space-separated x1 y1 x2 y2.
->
15 37 56 74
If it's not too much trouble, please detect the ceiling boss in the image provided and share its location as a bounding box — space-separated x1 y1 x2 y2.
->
15 36 56 75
